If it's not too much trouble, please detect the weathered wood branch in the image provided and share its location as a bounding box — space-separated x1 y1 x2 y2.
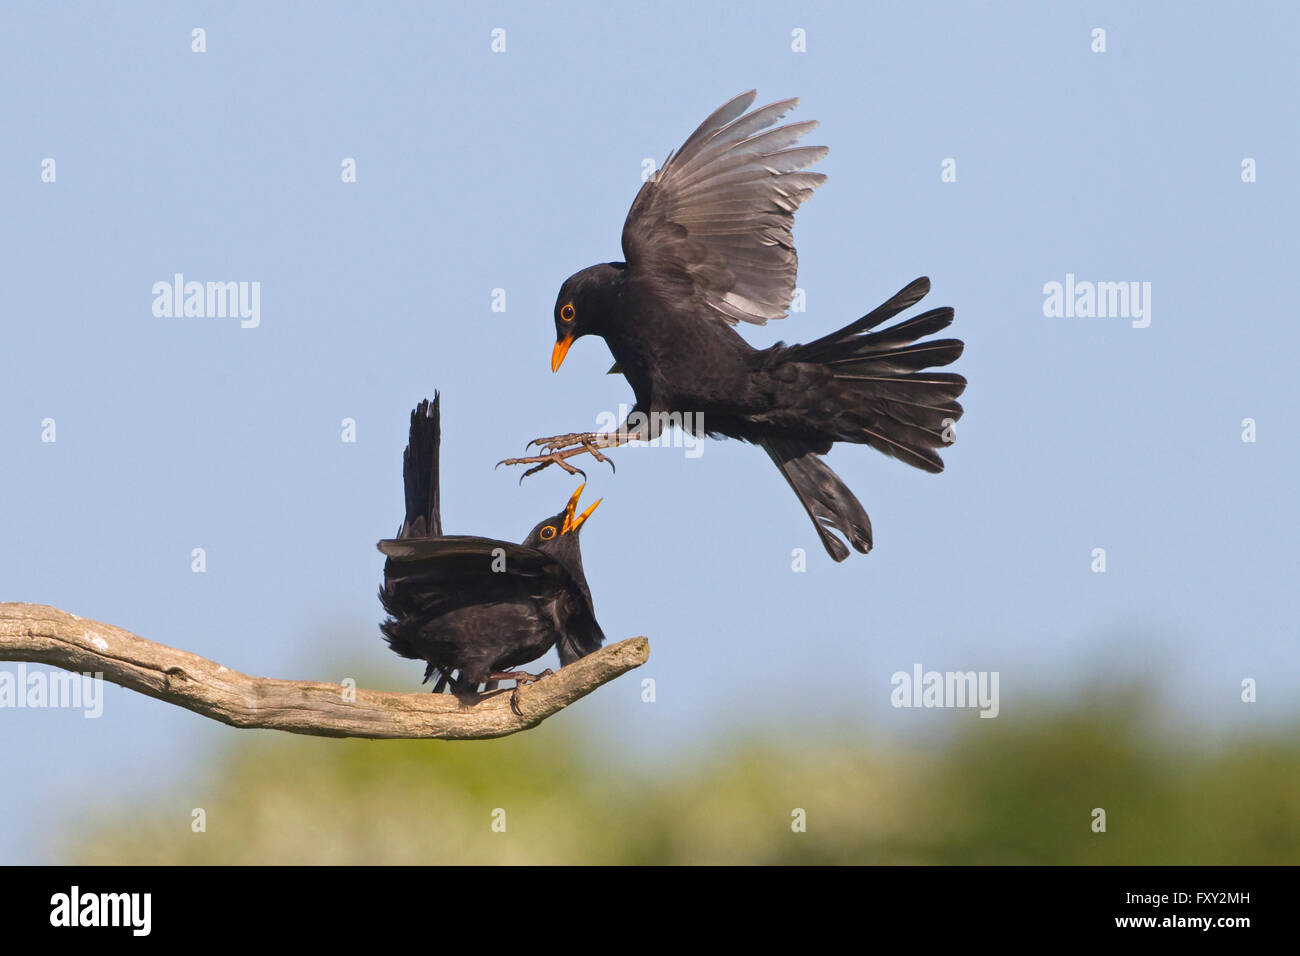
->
0 603 648 740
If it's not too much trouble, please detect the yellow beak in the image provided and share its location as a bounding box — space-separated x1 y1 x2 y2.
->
551 335 574 373
560 483 601 535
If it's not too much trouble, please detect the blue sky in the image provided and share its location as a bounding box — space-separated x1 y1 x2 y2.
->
2 2 1297 862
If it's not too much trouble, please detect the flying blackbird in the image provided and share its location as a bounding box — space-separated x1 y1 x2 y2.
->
379 395 605 709
501 91 965 561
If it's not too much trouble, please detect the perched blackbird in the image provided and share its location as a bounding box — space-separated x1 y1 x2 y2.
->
379 395 605 708
502 91 966 561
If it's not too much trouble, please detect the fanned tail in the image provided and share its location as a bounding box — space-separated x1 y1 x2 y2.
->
790 277 966 474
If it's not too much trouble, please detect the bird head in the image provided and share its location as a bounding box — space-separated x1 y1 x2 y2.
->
551 262 625 372
523 483 602 558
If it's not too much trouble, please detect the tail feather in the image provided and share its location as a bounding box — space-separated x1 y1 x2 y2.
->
761 437 872 562
399 394 442 538
795 276 933 360
788 278 966 476
874 396 965 428
840 306 955 350
827 335 963 373
855 422 945 473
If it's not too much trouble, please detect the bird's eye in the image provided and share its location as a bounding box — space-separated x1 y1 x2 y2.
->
560 303 576 322
540 525 557 540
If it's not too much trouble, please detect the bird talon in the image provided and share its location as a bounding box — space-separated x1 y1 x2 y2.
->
505 452 589 482
525 432 599 454
580 440 617 473
500 668 554 716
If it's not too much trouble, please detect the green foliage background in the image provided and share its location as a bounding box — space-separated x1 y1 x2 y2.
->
65 683 1299 864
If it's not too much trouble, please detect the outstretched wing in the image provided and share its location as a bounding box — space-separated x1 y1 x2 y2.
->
620 90 827 327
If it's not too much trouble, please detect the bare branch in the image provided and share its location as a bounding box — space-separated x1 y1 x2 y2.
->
0 603 649 740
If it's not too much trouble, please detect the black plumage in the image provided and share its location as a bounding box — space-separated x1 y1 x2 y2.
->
507 91 966 561
379 396 605 706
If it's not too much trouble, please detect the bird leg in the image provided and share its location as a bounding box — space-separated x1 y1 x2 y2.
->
486 668 556 716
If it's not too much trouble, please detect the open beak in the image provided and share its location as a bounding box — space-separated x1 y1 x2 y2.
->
551 335 574 373
560 483 601 535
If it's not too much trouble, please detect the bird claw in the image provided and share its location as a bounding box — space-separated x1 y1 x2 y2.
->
496 453 589 483
528 432 595 452
581 439 616 474
501 431 620 479
487 668 555 717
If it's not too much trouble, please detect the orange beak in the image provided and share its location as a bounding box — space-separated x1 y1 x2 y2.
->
551 335 574 373
560 483 601 535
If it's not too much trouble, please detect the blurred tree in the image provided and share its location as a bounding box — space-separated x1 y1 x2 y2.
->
65 685 1300 865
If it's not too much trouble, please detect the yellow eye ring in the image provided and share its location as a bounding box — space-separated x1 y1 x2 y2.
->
540 525 557 540
560 303 576 322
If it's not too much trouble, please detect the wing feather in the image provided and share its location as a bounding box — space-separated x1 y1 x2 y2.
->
621 91 827 327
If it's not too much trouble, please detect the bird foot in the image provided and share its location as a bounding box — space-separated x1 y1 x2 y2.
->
487 668 555 717
528 431 599 453
497 438 615 481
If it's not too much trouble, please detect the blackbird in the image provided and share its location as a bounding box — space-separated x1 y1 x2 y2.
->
379 395 605 709
501 91 965 561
